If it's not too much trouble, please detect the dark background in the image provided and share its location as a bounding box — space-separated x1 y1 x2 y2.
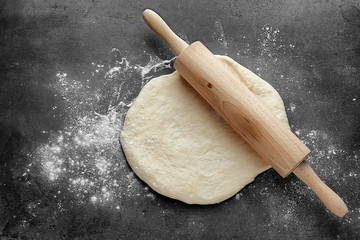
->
1 0 360 239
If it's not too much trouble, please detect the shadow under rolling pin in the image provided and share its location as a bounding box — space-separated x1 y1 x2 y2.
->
142 9 348 217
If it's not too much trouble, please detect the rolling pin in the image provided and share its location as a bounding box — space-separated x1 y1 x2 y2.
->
142 9 348 217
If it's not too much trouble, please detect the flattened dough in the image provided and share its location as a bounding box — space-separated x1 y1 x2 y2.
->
120 56 289 204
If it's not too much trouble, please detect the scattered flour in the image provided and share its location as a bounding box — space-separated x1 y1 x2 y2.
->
289 102 296 112
30 48 176 206
259 25 282 60
138 54 175 80
214 19 228 49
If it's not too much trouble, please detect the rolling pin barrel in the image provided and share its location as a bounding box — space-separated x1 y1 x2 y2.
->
142 9 348 217
174 42 310 177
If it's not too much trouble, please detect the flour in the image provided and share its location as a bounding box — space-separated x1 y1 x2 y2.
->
31 48 175 206
138 54 175 81
289 102 296 112
241 24 298 83
259 25 282 60
214 19 228 49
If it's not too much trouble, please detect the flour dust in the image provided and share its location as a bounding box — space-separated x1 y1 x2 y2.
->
213 19 228 49
29 48 174 207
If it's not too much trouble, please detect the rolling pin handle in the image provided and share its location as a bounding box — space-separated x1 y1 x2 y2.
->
142 9 188 56
293 161 348 217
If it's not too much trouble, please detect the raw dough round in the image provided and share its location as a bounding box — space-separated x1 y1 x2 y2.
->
120 56 289 204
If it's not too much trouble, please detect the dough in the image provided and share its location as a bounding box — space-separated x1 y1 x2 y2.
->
120 56 289 204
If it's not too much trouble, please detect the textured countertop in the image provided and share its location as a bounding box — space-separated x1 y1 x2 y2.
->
1 0 359 239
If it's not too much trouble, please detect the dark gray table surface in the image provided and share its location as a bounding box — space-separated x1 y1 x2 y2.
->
1 0 360 239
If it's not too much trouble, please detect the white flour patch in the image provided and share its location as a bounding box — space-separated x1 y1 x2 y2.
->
32 48 176 206
138 54 175 82
214 19 228 49
289 103 296 112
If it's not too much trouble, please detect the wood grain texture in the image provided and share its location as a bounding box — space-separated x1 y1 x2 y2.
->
174 42 310 177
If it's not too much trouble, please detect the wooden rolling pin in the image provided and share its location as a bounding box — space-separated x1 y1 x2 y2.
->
142 9 348 217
